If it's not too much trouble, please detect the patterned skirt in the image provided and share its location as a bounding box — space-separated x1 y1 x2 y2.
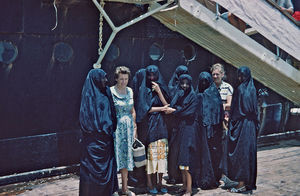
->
179 165 189 171
146 139 168 174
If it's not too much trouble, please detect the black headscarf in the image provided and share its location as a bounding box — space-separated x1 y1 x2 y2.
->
230 66 259 130
197 72 224 128
132 68 146 107
168 65 189 97
135 65 169 123
79 69 116 134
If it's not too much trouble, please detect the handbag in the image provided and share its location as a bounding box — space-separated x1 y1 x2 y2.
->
132 138 146 168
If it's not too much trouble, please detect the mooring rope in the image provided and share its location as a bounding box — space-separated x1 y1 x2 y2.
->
51 0 58 31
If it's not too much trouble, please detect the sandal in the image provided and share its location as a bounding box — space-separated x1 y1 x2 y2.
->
176 187 186 194
229 186 246 193
221 180 239 189
157 184 168 193
220 176 239 189
147 187 158 194
159 187 168 194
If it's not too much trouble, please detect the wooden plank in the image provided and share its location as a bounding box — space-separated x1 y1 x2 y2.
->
151 0 300 104
214 0 300 61
245 27 258 36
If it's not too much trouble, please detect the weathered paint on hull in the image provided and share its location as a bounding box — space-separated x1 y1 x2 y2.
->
0 1 298 179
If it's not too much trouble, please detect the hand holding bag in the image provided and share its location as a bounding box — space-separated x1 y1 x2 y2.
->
132 138 146 168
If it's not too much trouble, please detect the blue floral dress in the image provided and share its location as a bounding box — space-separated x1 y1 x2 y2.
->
110 86 135 171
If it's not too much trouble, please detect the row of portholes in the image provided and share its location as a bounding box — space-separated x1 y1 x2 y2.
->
149 43 196 63
1 41 196 65
106 42 197 64
0 41 74 64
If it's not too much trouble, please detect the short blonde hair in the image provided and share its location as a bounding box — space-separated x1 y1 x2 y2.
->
210 63 225 74
114 66 131 79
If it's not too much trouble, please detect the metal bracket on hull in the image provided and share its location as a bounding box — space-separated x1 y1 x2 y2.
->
92 0 174 68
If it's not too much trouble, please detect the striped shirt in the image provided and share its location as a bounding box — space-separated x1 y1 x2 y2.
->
217 81 233 104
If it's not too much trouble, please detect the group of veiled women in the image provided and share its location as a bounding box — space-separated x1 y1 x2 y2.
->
78 64 259 196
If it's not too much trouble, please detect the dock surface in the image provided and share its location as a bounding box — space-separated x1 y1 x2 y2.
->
0 139 299 196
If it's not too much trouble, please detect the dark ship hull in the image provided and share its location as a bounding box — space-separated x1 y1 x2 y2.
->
0 0 298 183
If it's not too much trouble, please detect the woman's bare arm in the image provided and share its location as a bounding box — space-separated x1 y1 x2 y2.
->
148 105 169 113
152 82 168 106
131 106 137 138
223 95 232 111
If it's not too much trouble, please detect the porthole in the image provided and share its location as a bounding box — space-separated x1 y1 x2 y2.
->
149 42 164 61
53 42 73 63
183 44 196 63
0 41 18 64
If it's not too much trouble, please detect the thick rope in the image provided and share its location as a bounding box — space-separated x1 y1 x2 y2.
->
51 0 58 31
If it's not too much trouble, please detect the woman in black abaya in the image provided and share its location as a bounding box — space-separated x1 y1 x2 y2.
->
79 69 118 196
166 65 189 184
194 72 224 189
168 74 198 196
227 66 259 193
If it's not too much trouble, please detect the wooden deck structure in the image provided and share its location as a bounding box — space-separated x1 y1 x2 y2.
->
149 0 300 105
99 0 300 104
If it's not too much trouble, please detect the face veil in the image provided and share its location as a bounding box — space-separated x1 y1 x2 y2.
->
196 72 224 128
197 72 213 93
230 66 258 123
168 65 189 97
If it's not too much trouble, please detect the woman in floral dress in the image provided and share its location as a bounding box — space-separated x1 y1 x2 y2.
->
111 66 137 196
